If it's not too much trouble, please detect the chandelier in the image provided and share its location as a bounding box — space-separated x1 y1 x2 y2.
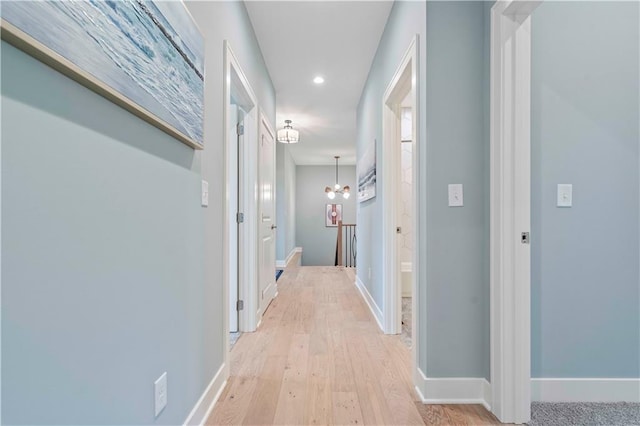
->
276 119 299 144
325 156 350 199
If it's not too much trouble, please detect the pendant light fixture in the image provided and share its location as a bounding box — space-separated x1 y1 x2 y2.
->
325 156 350 199
277 119 299 144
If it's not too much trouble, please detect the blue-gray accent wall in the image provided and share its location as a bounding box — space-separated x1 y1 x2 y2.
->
1 0 275 423
530 1 640 378
276 144 296 262
295 165 356 266
357 0 492 381
424 1 490 379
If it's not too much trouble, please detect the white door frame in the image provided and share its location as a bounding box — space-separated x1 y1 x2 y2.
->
223 41 259 374
381 35 420 381
490 1 542 423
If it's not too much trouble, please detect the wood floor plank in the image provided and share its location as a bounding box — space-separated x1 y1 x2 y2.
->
332 391 365 425
206 265 500 426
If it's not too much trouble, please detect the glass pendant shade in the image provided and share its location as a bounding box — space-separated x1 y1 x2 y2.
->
277 120 299 144
326 156 349 199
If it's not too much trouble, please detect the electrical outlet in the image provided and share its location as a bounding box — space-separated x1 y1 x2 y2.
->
154 372 167 417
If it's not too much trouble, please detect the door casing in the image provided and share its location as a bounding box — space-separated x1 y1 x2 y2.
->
490 1 542 423
222 41 260 378
381 35 421 396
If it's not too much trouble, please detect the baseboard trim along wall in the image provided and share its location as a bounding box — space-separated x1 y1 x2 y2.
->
355 275 384 332
415 371 492 411
183 363 228 426
414 374 640 408
531 378 640 402
275 246 302 268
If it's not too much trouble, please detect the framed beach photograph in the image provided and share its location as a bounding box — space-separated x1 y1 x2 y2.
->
326 204 343 227
358 141 377 202
0 1 204 149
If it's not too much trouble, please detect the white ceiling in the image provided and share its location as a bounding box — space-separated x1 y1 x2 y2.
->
245 1 393 165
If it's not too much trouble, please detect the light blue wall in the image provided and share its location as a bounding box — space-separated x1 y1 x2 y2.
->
1 0 275 423
357 0 488 380
356 0 427 329
423 1 489 379
276 144 296 262
296 166 356 266
531 1 640 378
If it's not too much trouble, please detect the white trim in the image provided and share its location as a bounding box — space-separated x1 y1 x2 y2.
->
183 363 228 426
401 262 412 273
381 36 422 420
382 36 419 338
489 2 542 424
223 40 259 355
276 246 299 268
483 379 493 411
354 275 384 332
414 371 492 411
531 378 640 403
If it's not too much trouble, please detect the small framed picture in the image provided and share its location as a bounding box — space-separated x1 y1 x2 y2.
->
326 204 343 227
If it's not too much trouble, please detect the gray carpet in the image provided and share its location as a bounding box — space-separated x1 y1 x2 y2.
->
529 402 640 426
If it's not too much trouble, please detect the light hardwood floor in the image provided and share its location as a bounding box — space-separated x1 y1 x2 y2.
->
207 261 500 425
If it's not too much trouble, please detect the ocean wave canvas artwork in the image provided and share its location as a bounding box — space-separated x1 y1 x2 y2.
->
2 0 204 147
358 142 376 202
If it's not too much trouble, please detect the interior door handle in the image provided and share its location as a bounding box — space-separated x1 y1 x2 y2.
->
271 225 277 230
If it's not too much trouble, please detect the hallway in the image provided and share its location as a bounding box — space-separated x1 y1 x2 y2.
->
207 263 499 425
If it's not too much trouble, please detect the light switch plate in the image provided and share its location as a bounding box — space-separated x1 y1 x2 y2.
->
448 184 464 207
557 184 572 207
154 372 167 417
201 180 209 207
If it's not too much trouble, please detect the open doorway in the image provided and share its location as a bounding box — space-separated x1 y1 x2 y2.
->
223 41 258 362
381 35 420 384
398 98 414 348
228 103 246 349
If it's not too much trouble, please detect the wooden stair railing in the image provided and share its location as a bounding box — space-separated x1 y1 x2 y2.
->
335 220 357 267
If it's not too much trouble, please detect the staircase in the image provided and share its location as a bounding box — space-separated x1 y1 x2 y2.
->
335 220 357 267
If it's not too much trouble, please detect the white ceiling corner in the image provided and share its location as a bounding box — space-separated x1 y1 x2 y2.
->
245 0 393 165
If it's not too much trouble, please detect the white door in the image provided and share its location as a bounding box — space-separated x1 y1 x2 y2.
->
258 117 276 319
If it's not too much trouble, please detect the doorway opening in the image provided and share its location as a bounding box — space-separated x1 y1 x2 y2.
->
223 41 258 367
399 97 414 348
228 102 246 349
381 35 420 386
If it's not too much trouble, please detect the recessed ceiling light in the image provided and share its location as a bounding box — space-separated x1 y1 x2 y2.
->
313 76 325 84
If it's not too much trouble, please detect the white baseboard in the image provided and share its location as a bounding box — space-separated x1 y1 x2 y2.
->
415 368 491 411
183 363 228 426
276 247 302 268
354 275 384 332
531 378 640 402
